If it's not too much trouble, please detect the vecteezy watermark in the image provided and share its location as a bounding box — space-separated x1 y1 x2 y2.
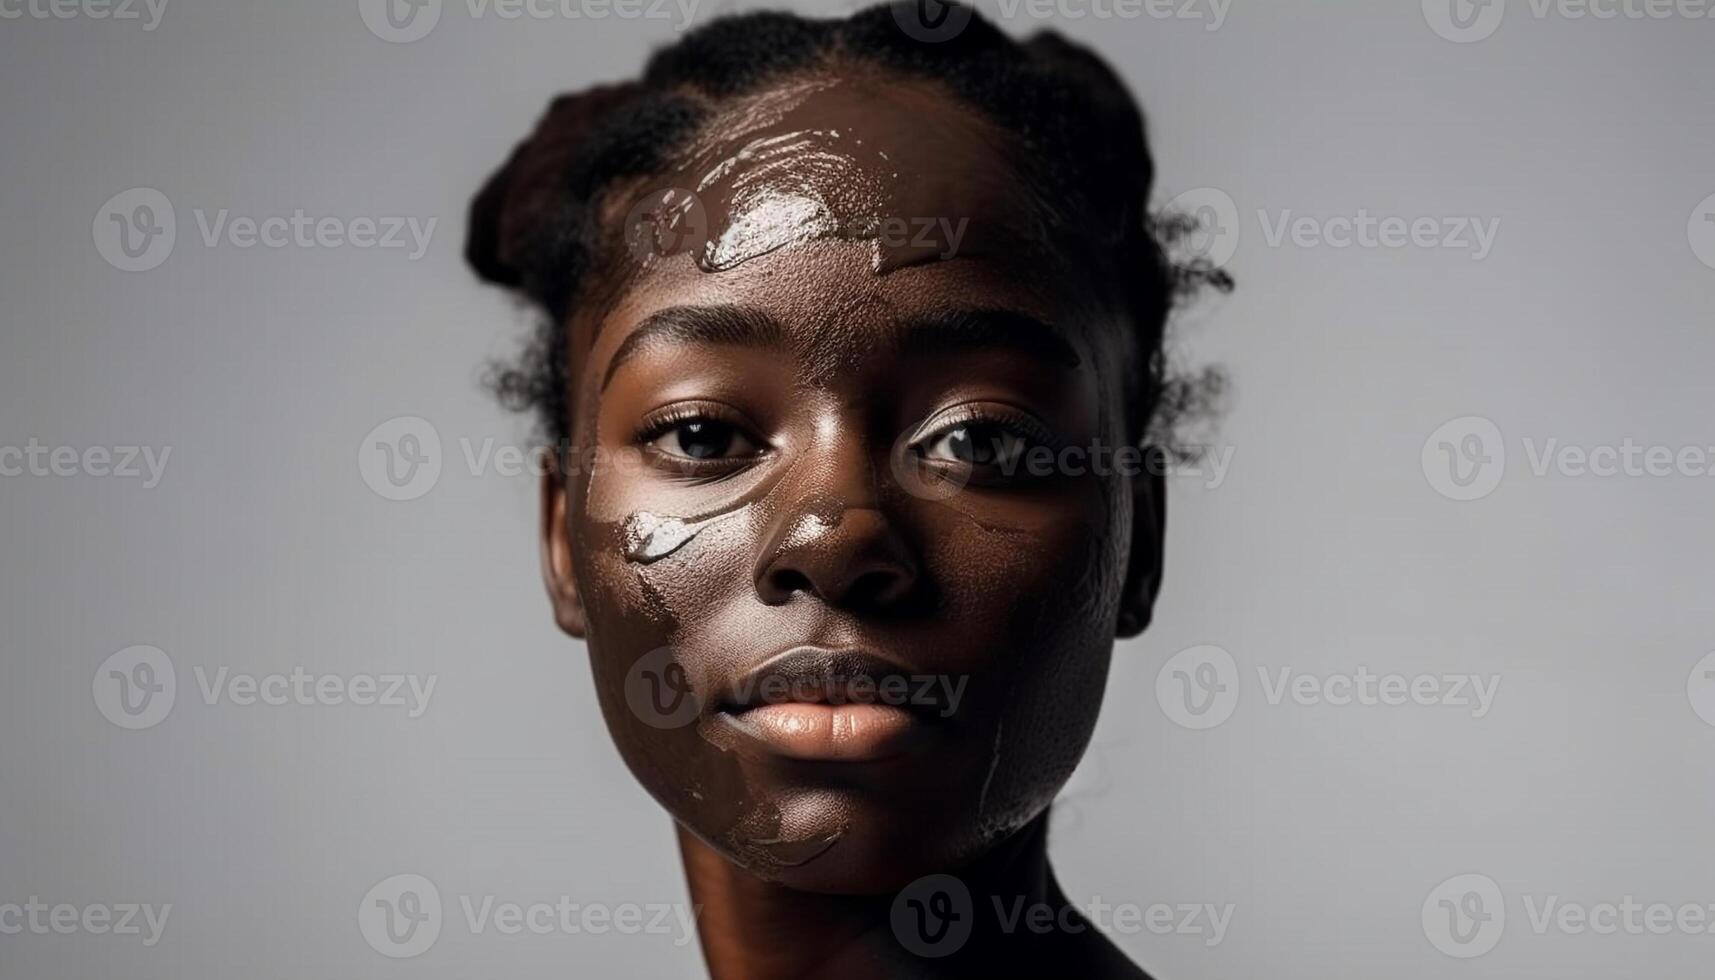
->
358 417 1236 503
1422 874 1506 957
1689 193 1715 270
891 0 1229 43
1422 415 1715 501
889 874 1234 958
991 441 1234 489
1257 666 1500 716
622 646 968 730
1155 645 1501 730
1257 208 1500 261
93 646 176 730
1423 873 1715 957
0 440 171 488
1161 187 1241 268
1424 0 1715 42
1153 644 1239 730
1688 651 1715 727
358 416 443 501
1421 415 1505 501
358 0 701 43
93 188 435 272
0 0 167 29
0 898 171 947
1160 188 1499 266
358 874 701 958
93 646 438 730
619 186 974 266
891 435 1236 503
360 874 442 958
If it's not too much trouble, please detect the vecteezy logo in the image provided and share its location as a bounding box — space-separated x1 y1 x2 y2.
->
1421 415 1505 501
1688 193 1715 271
93 188 176 272
1155 644 1239 730
891 874 973 958
359 873 443 958
93 645 176 730
1687 652 1715 727
358 0 442 42
888 427 972 502
1422 873 1505 957
1162 187 1240 269
890 0 973 43
621 187 709 265
358 416 442 501
624 646 702 729
1422 0 1505 42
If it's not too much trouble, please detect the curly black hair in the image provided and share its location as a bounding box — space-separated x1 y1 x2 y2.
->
466 1 1229 453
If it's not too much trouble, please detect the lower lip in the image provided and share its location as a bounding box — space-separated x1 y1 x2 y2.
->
717 703 926 762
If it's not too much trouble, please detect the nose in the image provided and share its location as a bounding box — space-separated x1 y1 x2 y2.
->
754 504 921 609
754 418 925 610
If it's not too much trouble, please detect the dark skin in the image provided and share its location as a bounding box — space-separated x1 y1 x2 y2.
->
536 70 1164 979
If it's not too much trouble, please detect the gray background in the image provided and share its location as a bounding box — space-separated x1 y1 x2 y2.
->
3 0 1713 976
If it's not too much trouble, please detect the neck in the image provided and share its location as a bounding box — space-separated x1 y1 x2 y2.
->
678 816 1080 980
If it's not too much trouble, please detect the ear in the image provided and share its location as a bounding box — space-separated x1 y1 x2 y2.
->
1116 448 1166 638
540 460 587 638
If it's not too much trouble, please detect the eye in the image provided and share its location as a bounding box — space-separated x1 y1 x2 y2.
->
648 417 761 461
918 422 1031 469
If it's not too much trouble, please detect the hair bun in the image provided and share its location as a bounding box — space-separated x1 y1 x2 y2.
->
466 83 641 288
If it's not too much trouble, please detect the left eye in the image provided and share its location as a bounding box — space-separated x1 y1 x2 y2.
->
650 419 759 461
919 424 1029 468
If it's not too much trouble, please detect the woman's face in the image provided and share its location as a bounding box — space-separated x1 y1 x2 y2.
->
541 71 1162 893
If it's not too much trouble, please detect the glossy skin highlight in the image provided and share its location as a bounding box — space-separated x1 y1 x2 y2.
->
537 70 1164 977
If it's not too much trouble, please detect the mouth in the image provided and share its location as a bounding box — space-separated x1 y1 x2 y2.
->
712 647 951 762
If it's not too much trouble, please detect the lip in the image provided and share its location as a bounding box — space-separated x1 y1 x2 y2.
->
712 647 943 762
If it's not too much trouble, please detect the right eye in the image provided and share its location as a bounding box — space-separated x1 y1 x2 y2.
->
918 423 1031 469
649 417 761 461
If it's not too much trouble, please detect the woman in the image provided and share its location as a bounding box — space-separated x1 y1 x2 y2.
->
466 4 1225 976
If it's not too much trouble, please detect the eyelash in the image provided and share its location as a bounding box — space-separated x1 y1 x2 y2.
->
635 402 769 472
910 403 1058 458
631 401 1058 480
637 403 736 443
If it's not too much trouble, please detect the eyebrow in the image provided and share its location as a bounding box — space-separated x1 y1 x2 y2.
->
599 304 1081 390
601 305 787 390
895 310 1082 370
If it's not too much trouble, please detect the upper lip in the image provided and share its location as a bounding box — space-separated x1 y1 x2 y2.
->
716 646 931 713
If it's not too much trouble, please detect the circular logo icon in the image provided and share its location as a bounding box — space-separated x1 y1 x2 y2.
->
624 646 702 729
359 873 442 958
94 188 176 272
891 0 973 42
1421 416 1505 501
1162 187 1240 269
93 645 176 730
1687 193 1715 271
888 428 973 503
1687 651 1715 727
358 416 442 501
891 874 973 958
622 187 710 265
359 0 442 42
1422 873 1505 958
1422 0 1505 42
1155 644 1239 730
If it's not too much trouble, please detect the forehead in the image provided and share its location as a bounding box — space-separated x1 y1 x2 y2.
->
573 69 1117 395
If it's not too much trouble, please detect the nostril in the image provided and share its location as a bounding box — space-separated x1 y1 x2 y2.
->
848 568 911 607
752 507 920 609
761 567 814 605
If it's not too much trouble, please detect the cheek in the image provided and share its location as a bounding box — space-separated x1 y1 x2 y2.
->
570 474 831 874
920 475 1127 635
917 481 1126 836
